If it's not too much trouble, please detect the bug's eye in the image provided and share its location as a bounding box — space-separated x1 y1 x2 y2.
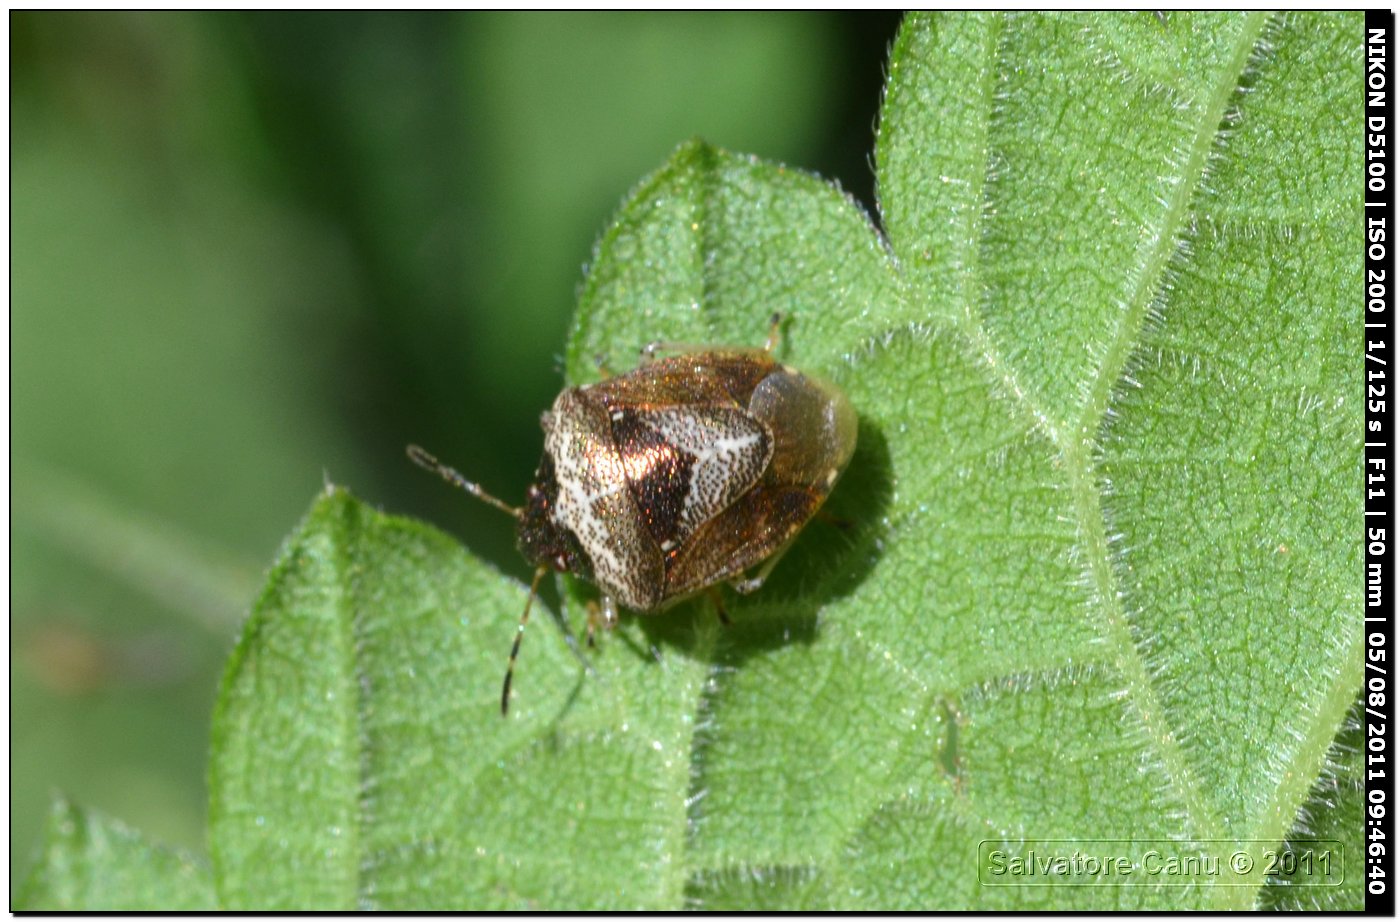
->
540 411 554 432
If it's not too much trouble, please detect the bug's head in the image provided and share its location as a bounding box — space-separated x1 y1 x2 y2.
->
516 451 590 578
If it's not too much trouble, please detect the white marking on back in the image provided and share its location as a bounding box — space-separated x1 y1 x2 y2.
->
697 432 763 462
634 406 772 541
545 389 657 609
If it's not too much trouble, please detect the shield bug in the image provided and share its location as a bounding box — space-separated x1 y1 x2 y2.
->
409 313 857 714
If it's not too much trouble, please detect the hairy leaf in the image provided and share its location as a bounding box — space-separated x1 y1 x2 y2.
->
18 798 214 910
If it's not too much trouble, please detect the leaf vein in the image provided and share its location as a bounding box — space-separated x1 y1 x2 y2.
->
1066 12 1276 874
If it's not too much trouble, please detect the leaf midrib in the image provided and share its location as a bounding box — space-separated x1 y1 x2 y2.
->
954 12 1358 910
927 15 1247 853
1072 12 1270 443
336 501 369 909
1060 9 1266 868
932 11 1356 910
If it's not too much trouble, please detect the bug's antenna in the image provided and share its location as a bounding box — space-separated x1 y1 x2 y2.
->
763 312 784 353
406 444 522 518
502 565 548 716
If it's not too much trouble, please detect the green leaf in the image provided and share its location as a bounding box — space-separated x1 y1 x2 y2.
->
18 797 215 910
1260 700 1365 911
206 11 1359 910
209 486 709 909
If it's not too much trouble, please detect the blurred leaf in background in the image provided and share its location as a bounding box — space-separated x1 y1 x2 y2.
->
10 10 901 880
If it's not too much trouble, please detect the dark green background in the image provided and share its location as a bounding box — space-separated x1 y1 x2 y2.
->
10 11 902 879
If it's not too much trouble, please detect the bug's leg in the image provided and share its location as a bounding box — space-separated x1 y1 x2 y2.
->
640 339 690 363
553 588 598 678
816 508 854 530
707 587 732 627
584 599 600 649
730 537 797 595
641 312 788 363
639 336 723 363
762 311 784 353
407 444 522 518
585 594 619 648
729 571 767 595
501 565 549 716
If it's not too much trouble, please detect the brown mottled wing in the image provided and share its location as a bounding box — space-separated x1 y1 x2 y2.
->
664 482 819 598
591 350 776 410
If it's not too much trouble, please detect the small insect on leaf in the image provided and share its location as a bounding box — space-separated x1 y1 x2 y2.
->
409 313 857 714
